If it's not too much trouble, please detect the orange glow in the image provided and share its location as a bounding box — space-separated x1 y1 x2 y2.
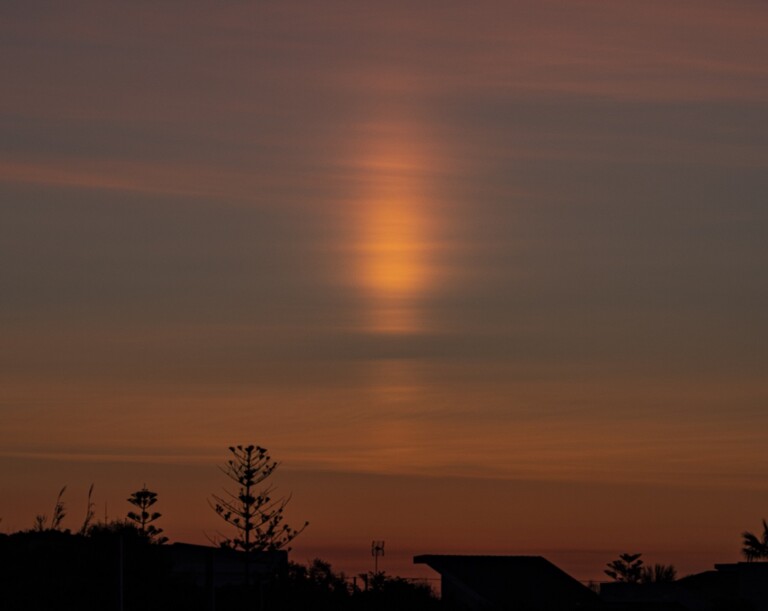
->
353 125 436 334
364 201 426 297
360 196 429 333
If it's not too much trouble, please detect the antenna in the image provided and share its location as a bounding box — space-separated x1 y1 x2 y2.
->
371 540 385 574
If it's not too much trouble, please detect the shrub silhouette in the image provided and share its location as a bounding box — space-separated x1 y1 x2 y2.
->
742 518 768 561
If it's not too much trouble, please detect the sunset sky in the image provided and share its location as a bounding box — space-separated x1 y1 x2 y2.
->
2 0 768 581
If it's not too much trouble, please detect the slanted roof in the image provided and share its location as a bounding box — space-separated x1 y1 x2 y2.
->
675 567 735 596
414 554 600 611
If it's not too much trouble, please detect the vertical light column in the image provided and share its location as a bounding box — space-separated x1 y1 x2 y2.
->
355 127 434 335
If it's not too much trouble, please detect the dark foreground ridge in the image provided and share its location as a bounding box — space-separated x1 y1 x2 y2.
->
5 529 768 611
0 529 438 611
416 553 768 611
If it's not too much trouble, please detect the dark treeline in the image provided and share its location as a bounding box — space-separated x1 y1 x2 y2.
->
1 525 188 611
0 527 440 611
5 442 765 611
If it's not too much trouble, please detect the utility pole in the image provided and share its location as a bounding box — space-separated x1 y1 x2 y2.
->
117 534 124 611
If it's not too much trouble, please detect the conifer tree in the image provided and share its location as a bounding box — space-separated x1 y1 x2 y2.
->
127 486 168 543
605 553 644 583
210 444 307 583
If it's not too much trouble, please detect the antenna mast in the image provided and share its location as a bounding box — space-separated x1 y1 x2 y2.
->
371 540 385 574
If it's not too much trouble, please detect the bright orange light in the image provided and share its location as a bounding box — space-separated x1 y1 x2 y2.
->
344 116 443 335
358 181 430 333
363 198 426 295
348 112 445 334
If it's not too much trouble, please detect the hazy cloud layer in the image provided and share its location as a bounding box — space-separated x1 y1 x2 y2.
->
1 0 767 579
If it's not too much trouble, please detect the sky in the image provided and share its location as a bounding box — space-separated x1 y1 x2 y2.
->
1 0 768 582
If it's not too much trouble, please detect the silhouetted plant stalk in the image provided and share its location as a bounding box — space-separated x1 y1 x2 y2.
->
33 485 67 532
78 483 96 535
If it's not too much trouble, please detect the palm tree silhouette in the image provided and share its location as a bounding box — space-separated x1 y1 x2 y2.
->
742 519 768 561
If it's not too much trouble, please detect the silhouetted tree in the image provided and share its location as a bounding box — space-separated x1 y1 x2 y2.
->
306 558 350 595
742 518 768 561
210 445 307 583
606 553 677 584
127 486 168 543
354 571 440 611
605 552 644 583
260 558 440 611
276 559 351 610
641 563 677 583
